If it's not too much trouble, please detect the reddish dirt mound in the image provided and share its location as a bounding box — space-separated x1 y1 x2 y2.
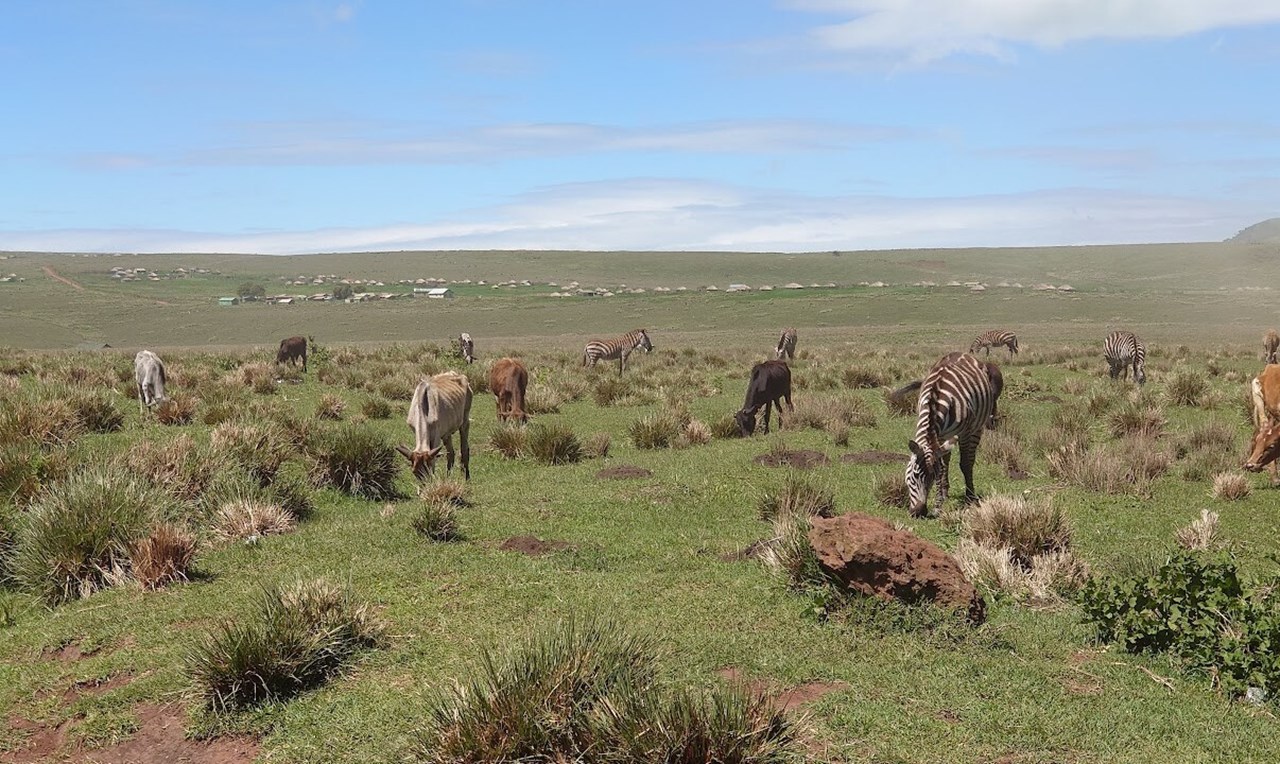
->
840 450 904 465
499 536 572 556
753 450 829 469
715 668 849 712
596 465 653 479
4 704 259 764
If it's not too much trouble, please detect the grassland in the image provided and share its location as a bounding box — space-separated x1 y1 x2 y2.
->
2 244 1280 763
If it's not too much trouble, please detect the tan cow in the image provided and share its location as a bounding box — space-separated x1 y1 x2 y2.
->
488 357 528 424
396 371 473 480
1243 364 1280 484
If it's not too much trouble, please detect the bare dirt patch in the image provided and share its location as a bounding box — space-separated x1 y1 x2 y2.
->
715 667 849 712
595 465 653 480
753 450 830 469
499 536 572 556
61 673 134 703
41 266 84 291
45 642 97 664
841 450 904 465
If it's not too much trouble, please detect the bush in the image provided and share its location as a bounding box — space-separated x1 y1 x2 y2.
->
361 396 394 420
758 473 835 522
629 413 682 450
882 386 916 417
66 388 126 433
0 443 70 508
709 413 741 439
212 499 296 542
0 395 83 449
791 394 875 432
187 578 387 712
489 425 527 459
10 471 171 605
1080 551 1280 700
413 618 796 763
843 366 889 389
130 523 197 590
124 434 218 504
307 423 401 500
592 377 635 407
1107 401 1166 439
524 384 563 415
759 511 824 590
527 422 583 466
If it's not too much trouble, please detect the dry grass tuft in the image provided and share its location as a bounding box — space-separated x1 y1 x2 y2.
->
1175 509 1222 551
582 432 611 459
758 472 836 522
489 425 527 459
315 393 347 421
212 500 296 542
1211 471 1252 501
872 471 909 510
130 523 197 589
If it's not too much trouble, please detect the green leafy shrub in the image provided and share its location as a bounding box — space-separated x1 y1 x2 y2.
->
187 578 387 712
1081 551 1280 700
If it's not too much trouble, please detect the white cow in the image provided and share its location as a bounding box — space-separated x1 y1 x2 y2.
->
458 333 475 364
396 371 473 480
134 350 168 413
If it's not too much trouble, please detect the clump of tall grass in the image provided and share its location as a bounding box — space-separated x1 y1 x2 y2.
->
155 394 197 426
237 362 277 395
0 443 70 508
524 384 563 415
758 472 836 522
186 578 387 712
489 424 527 459
791 394 875 432
592 376 635 407
1047 437 1170 498
361 396 394 420
882 386 916 417
130 523 197 590
411 499 461 542
953 540 1090 606
980 425 1029 478
1212 472 1251 501
842 366 890 389
212 499 296 542
0 394 83 449
124 434 218 503
629 413 683 450
527 422 583 466
413 618 796 763
1175 509 1221 551
211 421 293 486
1165 369 1211 407
709 413 742 439
872 471 908 510
315 393 347 421
306 423 401 501
582 432 611 459
681 418 712 447
65 388 126 433
1107 401 1166 439
959 494 1073 567
10 470 172 605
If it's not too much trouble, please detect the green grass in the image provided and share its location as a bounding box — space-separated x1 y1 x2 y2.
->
4 247 1280 761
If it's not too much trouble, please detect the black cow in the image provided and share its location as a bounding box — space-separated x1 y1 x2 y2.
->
735 360 794 436
276 335 308 372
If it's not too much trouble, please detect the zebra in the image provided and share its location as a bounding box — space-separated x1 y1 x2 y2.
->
774 328 798 360
893 352 1004 517
1103 330 1146 385
1265 329 1279 364
582 329 653 374
457 333 475 364
969 329 1019 358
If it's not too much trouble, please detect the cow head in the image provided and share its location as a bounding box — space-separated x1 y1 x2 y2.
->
905 438 953 517
734 408 757 437
396 444 443 480
1244 416 1280 473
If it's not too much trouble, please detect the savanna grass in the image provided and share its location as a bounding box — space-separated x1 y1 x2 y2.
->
527 422 583 466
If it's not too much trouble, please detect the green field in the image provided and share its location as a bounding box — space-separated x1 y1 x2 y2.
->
2 245 1280 763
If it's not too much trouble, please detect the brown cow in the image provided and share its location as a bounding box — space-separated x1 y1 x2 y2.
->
276 336 308 372
1244 364 1280 484
489 357 529 424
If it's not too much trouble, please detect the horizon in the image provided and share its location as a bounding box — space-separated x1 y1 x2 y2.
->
2 2 1279 255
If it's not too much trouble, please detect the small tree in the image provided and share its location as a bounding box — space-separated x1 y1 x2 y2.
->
237 282 266 301
333 284 354 300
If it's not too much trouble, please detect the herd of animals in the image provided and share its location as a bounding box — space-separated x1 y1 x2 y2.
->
125 325 1280 516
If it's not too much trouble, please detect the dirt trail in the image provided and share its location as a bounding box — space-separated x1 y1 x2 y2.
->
42 266 84 291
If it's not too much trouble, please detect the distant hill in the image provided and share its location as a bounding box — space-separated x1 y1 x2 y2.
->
1228 218 1280 243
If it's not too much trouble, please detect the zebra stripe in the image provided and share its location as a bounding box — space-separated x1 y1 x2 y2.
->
897 352 1004 517
583 329 653 374
1103 330 1146 385
1265 329 1279 365
969 329 1019 357
458 333 475 364
774 328 797 360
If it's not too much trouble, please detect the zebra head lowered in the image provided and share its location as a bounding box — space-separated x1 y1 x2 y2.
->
905 437 955 517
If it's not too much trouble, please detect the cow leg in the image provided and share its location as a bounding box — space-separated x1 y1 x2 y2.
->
762 402 772 434
460 418 471 480
773 399 785 430
444 435 456 474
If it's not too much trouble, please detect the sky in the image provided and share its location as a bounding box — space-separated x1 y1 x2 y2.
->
1 0 1278 255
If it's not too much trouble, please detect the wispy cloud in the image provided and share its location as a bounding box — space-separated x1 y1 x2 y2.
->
0 178 1259 255
783 0 1280 64
69 119 914 169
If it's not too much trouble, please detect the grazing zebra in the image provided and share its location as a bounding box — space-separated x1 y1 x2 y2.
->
582 329 653 374
458 333 475 364
969 329 1019 358
1103 330 1146 385
1265 329 1279 364
894 352 1004 517
774 328 798 360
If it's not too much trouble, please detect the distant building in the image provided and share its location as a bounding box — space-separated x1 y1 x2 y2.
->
417 287 454 299
217 296 239 306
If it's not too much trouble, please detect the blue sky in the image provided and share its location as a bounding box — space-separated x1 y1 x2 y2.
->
2 1 1278 254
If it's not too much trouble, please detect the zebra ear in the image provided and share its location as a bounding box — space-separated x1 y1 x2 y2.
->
907 440 924 458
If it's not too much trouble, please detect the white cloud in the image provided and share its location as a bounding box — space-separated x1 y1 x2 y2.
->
0 179 1261 254
786 0 1280 63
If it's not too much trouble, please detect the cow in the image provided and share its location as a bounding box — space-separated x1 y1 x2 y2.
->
458 333 475 364
1244 364 1280 485
489 357 529 425
1265 330 1279 364
734 360 794 437
396 371 473 480
133 350 168 413
276 335 308 372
